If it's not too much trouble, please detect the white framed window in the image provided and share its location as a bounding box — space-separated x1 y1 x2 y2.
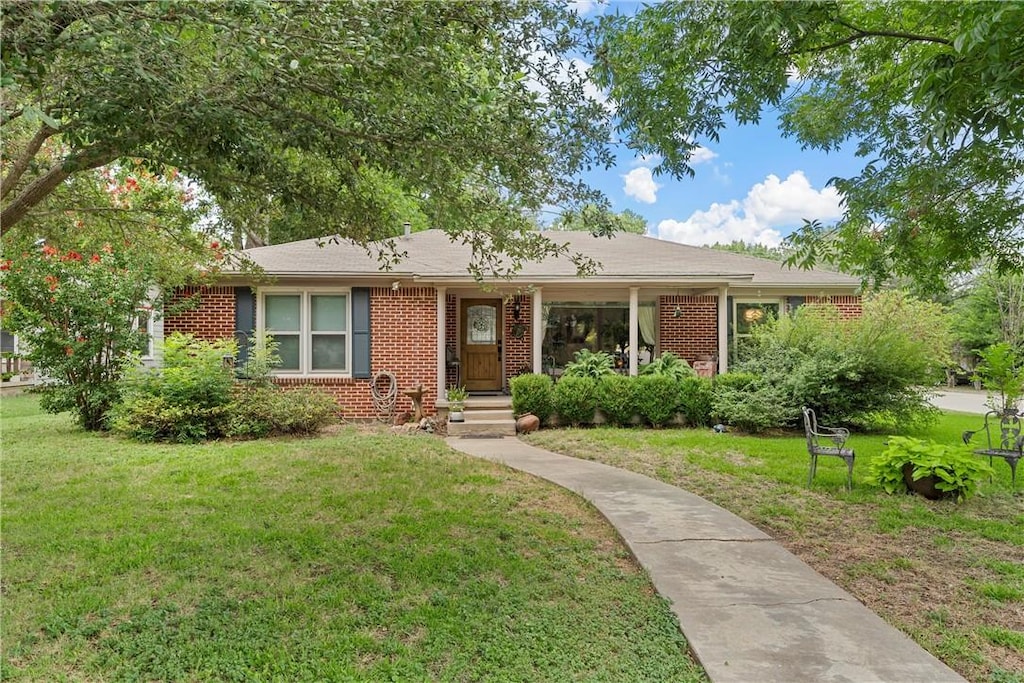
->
732 298 781 350
258 289 350 375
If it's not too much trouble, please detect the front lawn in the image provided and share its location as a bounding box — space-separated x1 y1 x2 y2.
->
1 395 704 682
524 415 1024 683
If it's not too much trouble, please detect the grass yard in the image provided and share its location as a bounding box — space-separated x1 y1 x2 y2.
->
1 395 704 682
524 414 1024 683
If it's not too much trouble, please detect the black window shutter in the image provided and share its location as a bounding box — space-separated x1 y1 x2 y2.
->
235 287 255 364
352 288 371 378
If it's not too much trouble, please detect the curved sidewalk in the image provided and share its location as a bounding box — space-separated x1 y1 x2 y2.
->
447 436 965 683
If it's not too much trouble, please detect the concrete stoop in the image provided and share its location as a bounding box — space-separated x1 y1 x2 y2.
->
447 397 516 437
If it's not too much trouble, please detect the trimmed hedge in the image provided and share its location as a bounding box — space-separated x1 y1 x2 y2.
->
635 374 679 427
597 374 637 426
510 373 554 422
553 375 598 426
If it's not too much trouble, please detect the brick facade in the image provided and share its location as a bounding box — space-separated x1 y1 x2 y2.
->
659 295 719 363
164 285 439 420
805 295 863 320
503 294 532 385
164 286 236 341
445 293 458 388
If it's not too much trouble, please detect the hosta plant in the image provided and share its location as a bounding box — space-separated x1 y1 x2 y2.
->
868 436 994 502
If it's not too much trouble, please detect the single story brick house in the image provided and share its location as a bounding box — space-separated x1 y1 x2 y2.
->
162 229 861 419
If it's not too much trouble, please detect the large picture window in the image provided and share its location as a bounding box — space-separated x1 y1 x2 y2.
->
261 290 349 374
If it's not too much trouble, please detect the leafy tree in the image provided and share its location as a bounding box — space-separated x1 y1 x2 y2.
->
1 243 157 430
950 268 1024 359
549 204 648 235
2 1 612 273
592 1 1024 291
709 240 788 261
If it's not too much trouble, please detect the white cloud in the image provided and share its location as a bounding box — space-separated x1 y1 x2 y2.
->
568 0 598 16
630 153 663 168
689 146 718 166
622 167 662 204
657 171 843 246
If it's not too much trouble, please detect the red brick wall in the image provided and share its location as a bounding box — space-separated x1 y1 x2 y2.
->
163 286 236 340
659 295 719 363
806 295 863 320
166 285 439 420
504 294 532 385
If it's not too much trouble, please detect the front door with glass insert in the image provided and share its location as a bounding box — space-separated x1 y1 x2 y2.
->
461 299 502 392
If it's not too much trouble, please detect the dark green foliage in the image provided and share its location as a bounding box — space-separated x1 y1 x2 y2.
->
712 372 758 392
510 373 554 423
596 374 638 426
634 375 679 428
563 349 615 379
640 351 695 381
712 293 949 432
868 436 994 502
678 376 713 428
553 376 598 427
225 386 338 439
112 334 236 442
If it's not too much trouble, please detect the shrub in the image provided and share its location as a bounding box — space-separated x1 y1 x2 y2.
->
553 375 598 426
640 351 695 381
510 373 554 422
973 342 1024 414
562 349 615 379
634 374 679 427
226 386 338 439
113 333 237 442
596 374 638 426
714 292 949 431
868 436 994 502
679 376 713 427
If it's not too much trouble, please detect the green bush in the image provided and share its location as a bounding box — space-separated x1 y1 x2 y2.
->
713 292 949 431
110 394 229 443
510 373 554 422
634 374 679 427
553 375 598 426
868 436 994 502
712 371 758 392
596 374 637 426
640 351 695 381
113 333 237 442
226 385 338 439
679 376 713 427
562 349 615 379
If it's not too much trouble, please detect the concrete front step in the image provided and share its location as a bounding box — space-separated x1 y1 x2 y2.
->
448 419 516 437
463 408 514 421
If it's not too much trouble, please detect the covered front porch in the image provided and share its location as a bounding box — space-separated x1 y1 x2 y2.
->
430 283 733 401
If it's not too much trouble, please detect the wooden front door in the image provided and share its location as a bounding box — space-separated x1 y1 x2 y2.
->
461 299 502 392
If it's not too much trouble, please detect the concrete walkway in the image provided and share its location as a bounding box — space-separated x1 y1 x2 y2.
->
448 436 965 683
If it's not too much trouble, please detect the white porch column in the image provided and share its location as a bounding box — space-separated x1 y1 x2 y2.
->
532 288 544 373
717 285 729 374
436 286 447 401
629 287 639 376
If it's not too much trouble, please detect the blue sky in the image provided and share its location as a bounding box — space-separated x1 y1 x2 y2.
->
570 0 864 248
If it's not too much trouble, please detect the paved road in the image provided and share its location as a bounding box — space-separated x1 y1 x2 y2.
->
448 436 966 683
929 388 991 414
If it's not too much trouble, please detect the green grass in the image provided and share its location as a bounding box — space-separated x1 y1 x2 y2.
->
1 395 704 682
524 413 1024 682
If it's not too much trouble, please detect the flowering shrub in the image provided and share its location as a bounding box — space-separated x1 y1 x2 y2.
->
1 244 156 429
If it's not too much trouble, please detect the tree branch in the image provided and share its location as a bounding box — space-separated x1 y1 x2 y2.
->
782 18 952 57
0 124 57 201
0 146 118 235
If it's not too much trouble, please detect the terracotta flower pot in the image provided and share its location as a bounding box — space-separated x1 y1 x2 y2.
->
901 463 951 500
516 413 540 434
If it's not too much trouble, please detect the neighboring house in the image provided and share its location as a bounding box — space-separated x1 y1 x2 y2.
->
161 229 861 419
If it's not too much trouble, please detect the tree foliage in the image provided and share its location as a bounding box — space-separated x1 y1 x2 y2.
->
592 1 1024 291
2 1 613 272
549 204 648 235
1 242 156 429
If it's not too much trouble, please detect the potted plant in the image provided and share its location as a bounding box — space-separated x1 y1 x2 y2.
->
867 436 994 502
446 385 468 422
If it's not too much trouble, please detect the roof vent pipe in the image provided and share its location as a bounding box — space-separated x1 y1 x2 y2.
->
403 221 411 237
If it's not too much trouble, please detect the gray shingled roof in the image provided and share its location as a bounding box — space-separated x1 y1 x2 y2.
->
238 229 860 288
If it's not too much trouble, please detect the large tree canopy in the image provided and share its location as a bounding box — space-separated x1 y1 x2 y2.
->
2 1 613 271
592 1 1024 292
